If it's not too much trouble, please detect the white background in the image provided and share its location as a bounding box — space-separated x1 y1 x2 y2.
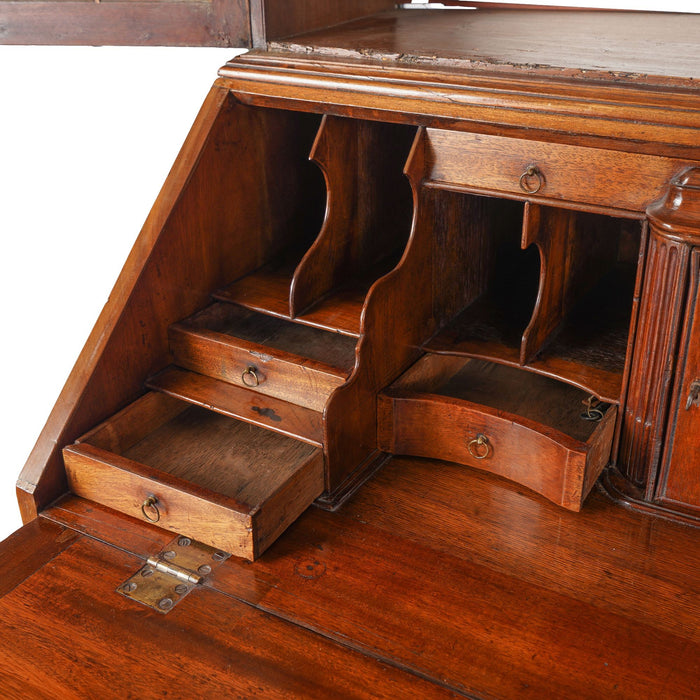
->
0 47 237 541
0 0 696 542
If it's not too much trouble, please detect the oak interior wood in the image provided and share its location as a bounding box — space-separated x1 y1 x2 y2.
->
75 392 318 504
121 405 319 502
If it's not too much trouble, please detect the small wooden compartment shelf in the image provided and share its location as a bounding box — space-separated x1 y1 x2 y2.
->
63 392 325 560
420 178 644 403
205 103 326 320
378 354 617 511
216 115 416 336
421 190 539 365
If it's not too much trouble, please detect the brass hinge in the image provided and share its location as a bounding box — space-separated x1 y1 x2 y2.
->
118 536 230 613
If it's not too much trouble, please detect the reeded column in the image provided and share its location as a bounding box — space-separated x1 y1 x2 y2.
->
618 168 700 499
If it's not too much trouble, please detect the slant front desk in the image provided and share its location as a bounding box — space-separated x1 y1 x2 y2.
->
5 8 700 699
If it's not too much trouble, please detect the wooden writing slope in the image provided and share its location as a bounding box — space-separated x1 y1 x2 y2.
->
3 6 700 697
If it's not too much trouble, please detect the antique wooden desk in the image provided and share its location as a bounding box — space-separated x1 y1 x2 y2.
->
2 6 699 698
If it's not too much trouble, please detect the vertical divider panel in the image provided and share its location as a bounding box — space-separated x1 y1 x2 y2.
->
320 126 431 500
221 104 325 285
290 115 357 316
520 202 567 365
289 116 415 320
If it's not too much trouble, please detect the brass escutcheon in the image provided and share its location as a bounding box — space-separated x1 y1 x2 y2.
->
141 495 161 523
467 433 491 460
242 365 261 387
519 165 543 194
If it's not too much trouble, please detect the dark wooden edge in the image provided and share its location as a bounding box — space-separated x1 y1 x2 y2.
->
0 0 251 46
217 58 700 160
261 0 398 44
314 451 389 511
600 467 700 528
0 0 398 47
423 181 644 220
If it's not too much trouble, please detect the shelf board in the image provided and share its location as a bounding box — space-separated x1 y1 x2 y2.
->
297 255 402 337
424 293 528 366
296 285 366 337
424 264 635 403
214 247 305 319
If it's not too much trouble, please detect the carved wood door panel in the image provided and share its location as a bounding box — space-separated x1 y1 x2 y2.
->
657 249 700 515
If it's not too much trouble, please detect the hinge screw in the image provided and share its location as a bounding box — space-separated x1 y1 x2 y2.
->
122 582 137 593
174 584 189 596
163 550 177 560
141 568 154 578
212 551 226 561
198 564 212 575
158 598 174 611
178 537 192 547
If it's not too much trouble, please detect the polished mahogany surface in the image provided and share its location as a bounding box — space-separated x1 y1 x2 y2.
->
2 456 698 698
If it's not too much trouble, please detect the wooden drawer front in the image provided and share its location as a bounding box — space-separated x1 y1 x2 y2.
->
169 323 345 412
64 393 325 560
425 129 693 212
380 394 615 511
378 356 617 511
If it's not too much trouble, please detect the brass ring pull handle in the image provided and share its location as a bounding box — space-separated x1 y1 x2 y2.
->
242 365 261 387
467 433 491 460
519 165 543 194
141 495 160 523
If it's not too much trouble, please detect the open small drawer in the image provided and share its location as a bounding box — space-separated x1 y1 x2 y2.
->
378 355 617 511
63 392 325 560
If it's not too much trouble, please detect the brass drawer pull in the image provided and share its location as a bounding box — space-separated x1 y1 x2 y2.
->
468 433 491 460
141 495 161 523
519 165 543 194
242 365 261 387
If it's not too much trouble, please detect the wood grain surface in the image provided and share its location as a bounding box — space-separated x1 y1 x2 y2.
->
36 452 700 699
379 356 617 510
270 9 700 86
0 531 456 699
656 249 700 515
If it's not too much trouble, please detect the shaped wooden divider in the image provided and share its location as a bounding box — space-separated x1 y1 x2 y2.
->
290 115 415 335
